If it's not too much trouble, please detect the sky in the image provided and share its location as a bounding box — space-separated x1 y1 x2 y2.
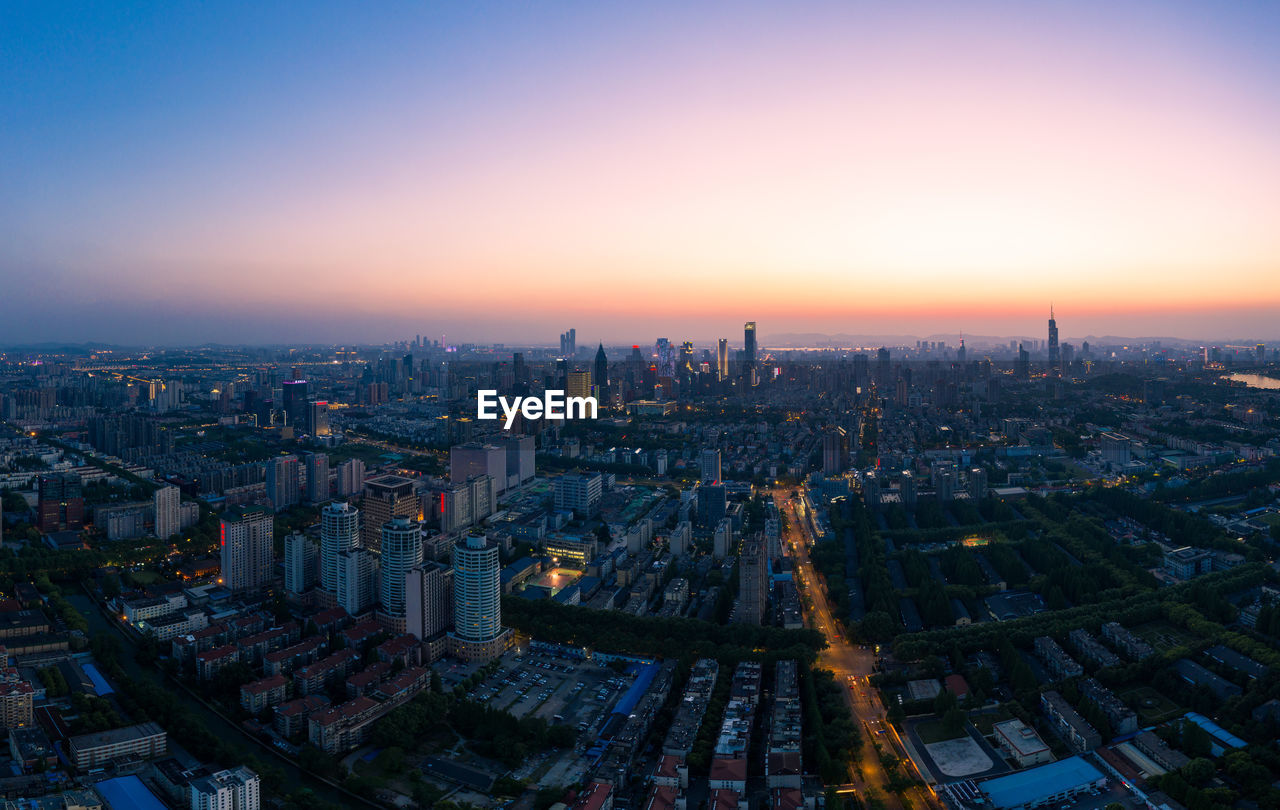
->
2 0 1279 346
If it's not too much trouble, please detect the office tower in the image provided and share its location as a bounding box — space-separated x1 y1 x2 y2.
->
37 473 84 533
1016 344 1030 379
700 448 722 483
308 401 331 436
379 518 424 626
554 472 603 516
822 427 848 475
449 534 510 661
304 453 329 503
280 379 309 428
698 484 727 527
451 442 509 495
593 344 608 395
335 458 366 497
559 328 577 357
337 548 377 616
717 339 729 380
876 347 891 389
320 502 360 595
283 532 317 596
852 353 869 390
713 518 734 560
743 321 757 374
220 505 273 592
154 484 180 540
969 467 988 501
736 535 767 625
361 475 418 550
441 474 495 533
406 561 454 641
863 470 881 510
265 455 301 511
956 337 966 365
899 471 917 510
502 434 535 488
566 370 592 403
190 766 261 810
1047 306 1060 375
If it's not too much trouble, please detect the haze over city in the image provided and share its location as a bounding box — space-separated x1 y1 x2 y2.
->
3 0 1280 345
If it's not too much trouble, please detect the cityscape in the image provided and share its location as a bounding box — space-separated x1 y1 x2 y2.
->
3 4 1280 810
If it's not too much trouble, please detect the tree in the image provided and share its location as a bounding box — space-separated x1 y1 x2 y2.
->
942 707 967 736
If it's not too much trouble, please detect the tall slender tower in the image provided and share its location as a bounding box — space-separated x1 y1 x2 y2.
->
379 518 423 630
1047 305 1060 375
717 338 729 380
743 321 757 376
593 344 608 396
320 502 359 595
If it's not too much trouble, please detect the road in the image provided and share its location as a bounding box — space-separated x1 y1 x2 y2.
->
773 490 937 810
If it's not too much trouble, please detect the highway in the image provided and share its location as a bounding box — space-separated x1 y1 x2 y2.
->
773 490 937 810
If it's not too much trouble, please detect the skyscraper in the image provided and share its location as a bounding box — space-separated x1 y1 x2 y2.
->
265 455 301 511
283 532 317 596
736 535 767 625
1048 306 1060 375
717 338 729 380
449 534 510 661
37 473 84 533
304 453 329 503
700 449 722 483
361 475 418 550
320 502 359 595
593 344 608 396
822 427 849 475
379 518 424 629
337 548 377 616
566 370 592 402
406 561 453 642
876 347 891 389
451 443 508 495
154 484 180 540
743 321 757 369
220 505 273 592
307 400 331 436
335 458 366 496
280 379 309 429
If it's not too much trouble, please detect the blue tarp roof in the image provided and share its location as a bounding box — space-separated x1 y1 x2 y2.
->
96 776 168 810
982 756 1104 809
81 662 114 696
612 662 659 717
1184 712 1247 750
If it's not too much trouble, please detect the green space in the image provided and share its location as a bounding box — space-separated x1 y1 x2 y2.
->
914 718 967 744
1118 685 1183 725
1131 620 1199 652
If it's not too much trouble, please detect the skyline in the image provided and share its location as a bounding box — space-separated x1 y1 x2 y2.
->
3 1 1280 344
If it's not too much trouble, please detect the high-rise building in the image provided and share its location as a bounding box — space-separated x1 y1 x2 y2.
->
713 518 734 560
717 339 729 380
283 532 317 596
440 474 495 534
554 472 603 516
308 401 331 437
154 484 180 540
361 475 418 550
265 455 301 511
1016 344 1030 379
1048 306 1060 375
406 561 453 642
337 548 377 616
699 449 722 483
566 370 592 402
37 473 84 533
876 347 891 389
190 766 261 810
335 458 366 496
698 484 727 527
502 434 535 489
743 321 757 376
736 535 767 625
379 518 424 627
822 427 848 475
320 502 360 595
449 534 510 661
559 328 577 358
899 471 917 510
220 506 273 592
593 344 608 396
305 453 329 503
451 443 509 495
280 379 309 429
969 467 988 501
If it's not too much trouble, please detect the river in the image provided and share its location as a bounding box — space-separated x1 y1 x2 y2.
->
1223 373 1280 390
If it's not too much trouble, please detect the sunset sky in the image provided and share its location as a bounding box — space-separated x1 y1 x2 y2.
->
2 1 1278 345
